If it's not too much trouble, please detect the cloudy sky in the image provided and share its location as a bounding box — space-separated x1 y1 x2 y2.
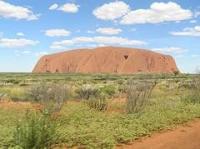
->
0 0 200 73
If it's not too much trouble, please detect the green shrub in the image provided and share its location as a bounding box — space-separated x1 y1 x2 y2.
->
28 82 69 113
0 87 28 102
183 77 200 104
117 79 124 85
27 82 48 102
6 79 20 85
85 96 108 111
126 80 156 113
0 93 7 101
9 88 28 102
178 80 193 89
76 85 108 111
173 71 180 76
13 111 56 149
76 84 100 100
100 85 116 98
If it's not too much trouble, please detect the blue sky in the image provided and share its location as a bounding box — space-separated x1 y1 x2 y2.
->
0 0 200 73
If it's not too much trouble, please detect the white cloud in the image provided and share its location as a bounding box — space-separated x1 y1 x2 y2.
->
0 0 39 20
49 3 58 10
121 2 192 24
96 27 122 35
14 50 25 56
22 50 31 54
93 1 130 20
171 26 200 37
74 37 94 43
49 3 79 13
94 36 145 46
14 50 31 56
35 51 48 57
152 47 187 55
45 29 71 37
58 3 79 13
50 40 74 49
50 36 146 49
16 32 25 36
87 30 95 34
0 38 39 48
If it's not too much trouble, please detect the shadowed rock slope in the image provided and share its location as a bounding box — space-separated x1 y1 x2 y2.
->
33 47 179 74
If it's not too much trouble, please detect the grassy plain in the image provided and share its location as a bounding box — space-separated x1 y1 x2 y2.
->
0 73 200 148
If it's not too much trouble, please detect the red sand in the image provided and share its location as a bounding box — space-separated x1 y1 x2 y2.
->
117 119 200 149
33 46 179 74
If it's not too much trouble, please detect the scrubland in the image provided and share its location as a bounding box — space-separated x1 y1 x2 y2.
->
0 73 200 149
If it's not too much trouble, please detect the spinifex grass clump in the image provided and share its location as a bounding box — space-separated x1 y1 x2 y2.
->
14 111 56 149
126 80 156 113
28 82 69 113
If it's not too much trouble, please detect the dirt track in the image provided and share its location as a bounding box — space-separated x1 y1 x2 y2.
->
117 119 200 149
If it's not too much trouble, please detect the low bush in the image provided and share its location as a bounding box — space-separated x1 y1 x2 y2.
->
86 96 108 111
28 82 69 113
100 85 116 98
13 111 56 149
183 77 200 104
0 93 7 101
76 84 100 100
9 88 28 102
126 80 156 113
0 87 28 102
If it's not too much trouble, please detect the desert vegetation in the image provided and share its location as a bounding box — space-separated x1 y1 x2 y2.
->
14 111 56 149
126 80 156 113
0 73 200 148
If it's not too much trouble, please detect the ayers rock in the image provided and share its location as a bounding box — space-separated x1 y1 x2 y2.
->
33 46 179 74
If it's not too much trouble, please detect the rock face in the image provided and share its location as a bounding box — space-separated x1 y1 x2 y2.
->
33 47 179 74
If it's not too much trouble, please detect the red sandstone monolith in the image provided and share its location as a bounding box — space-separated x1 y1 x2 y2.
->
33 47 179 74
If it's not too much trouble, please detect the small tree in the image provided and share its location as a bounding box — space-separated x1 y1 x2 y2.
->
126 80 156 113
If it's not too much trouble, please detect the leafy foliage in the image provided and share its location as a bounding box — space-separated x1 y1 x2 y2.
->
13 111 56 149
100 85 116 98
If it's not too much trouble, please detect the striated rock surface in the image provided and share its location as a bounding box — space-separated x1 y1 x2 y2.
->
33 47 179 74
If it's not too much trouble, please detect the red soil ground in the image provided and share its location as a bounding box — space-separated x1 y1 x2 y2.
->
1 102 200 149
117 119 200 149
